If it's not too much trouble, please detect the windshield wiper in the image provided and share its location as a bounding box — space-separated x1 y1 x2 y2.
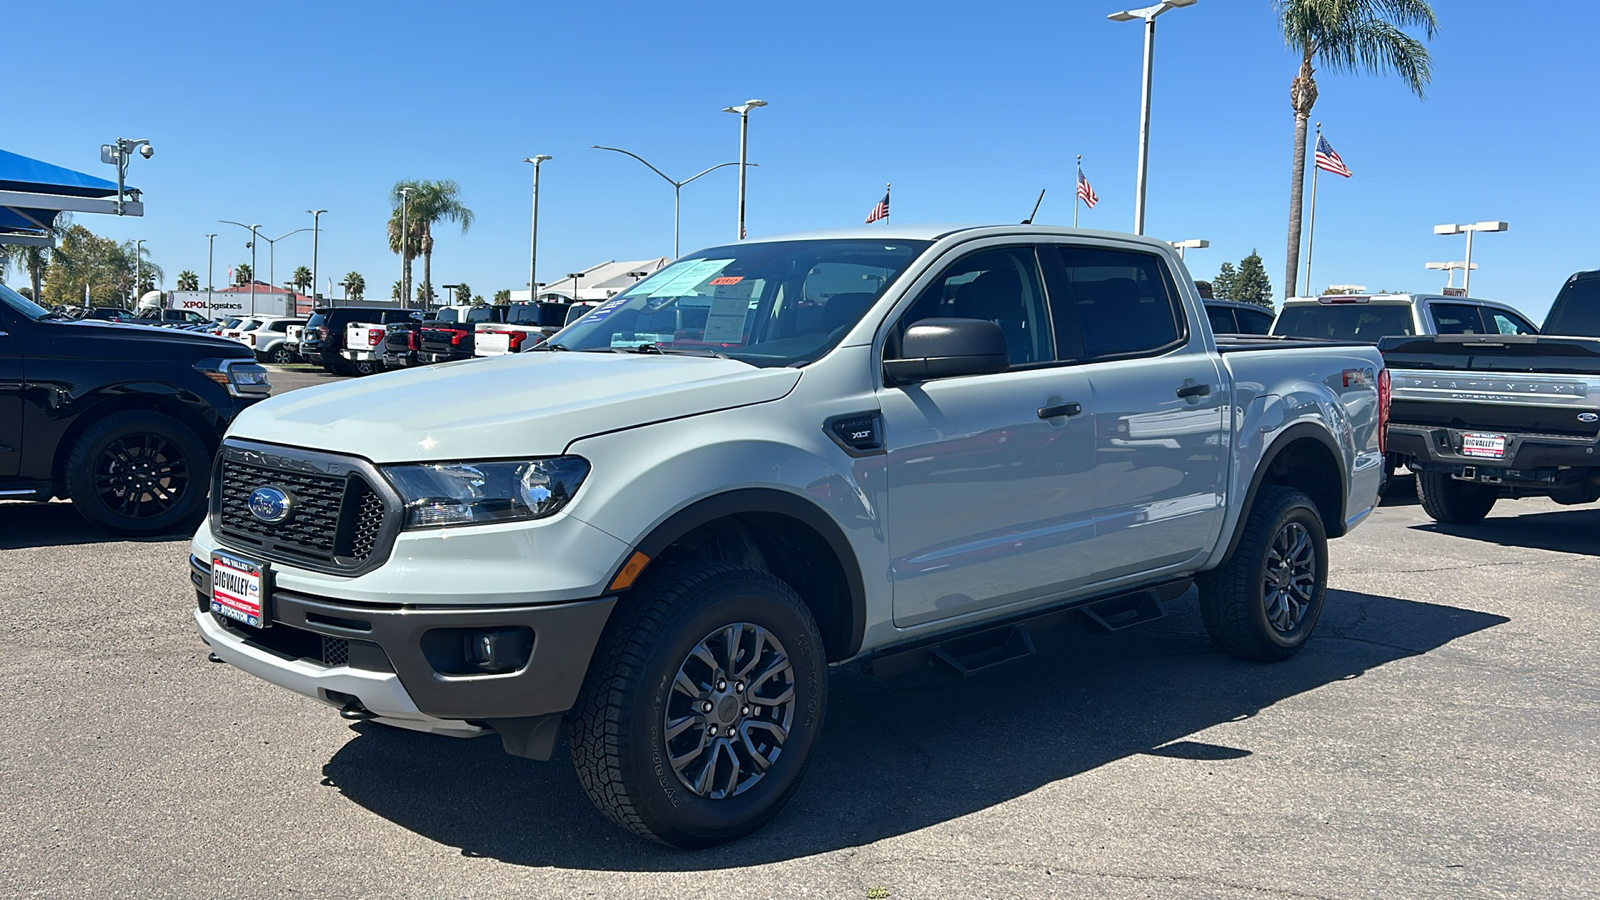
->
536 341 572 351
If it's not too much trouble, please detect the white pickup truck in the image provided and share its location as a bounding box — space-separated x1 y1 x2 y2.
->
341 319 390 375
191 225 1387 848
475 302 571 357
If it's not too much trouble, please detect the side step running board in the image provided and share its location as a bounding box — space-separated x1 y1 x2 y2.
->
1077 589 1166 634
929 623 1036 678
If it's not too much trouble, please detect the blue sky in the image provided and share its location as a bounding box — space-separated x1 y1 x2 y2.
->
6 1 1595 320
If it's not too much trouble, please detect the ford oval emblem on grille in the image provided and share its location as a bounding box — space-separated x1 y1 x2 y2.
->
248 486 294 523
1579 412 1599 423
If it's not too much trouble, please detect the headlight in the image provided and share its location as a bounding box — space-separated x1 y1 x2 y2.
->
195 358 271 398
383 457 590 528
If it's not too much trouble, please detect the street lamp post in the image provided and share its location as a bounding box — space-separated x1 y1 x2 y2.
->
1108 0 1197 236
1433 221 1508 296
399 187 414 308
566 272 584 303
1168 238 1209 259
1425 261 1478 292
442 283 460 306
132 239 145 306
721 99 768 240
591 146 750 259
308 210 326 306
206 233 217 311
220 220 261 316
523 155 552 299
256 228 314 294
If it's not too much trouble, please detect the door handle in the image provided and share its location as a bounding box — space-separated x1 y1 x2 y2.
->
1037 402 1082 419
1175 383 1211 399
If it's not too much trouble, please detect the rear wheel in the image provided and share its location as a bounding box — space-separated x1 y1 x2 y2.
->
1197 486 1328 662
1416 472 1497 524
569 563 827 847
269 345 295 364
352 359 380 376
64 410 209 536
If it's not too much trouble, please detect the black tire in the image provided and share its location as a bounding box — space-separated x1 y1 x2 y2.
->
1197 486 1328 662
64 409 210 536
352 359 379 376
330 359 357 377
569 563 827 848
269 345 295 364
1415 472 1497 524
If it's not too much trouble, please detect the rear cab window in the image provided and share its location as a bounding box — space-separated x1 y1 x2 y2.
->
1273 301 1415 341
1047 245 1186 360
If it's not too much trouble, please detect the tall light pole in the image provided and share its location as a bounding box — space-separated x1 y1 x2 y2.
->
721 99 767 240
567 272 584 303
256 228 313 294
220 220 261 315
591 146 749 258
523 155 552 300
308 210 326 306
1108 0 1197 236
442 283 460 306
1425 260 1477 293
1168 238 1209 260
205 233 217 312
399 187 414 308
1434 221 1508 297
132 239 145 306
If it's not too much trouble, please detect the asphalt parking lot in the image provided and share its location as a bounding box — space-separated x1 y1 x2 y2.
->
1 366 1596 898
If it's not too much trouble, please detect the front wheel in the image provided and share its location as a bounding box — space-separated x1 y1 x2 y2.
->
569 563 827 847
1415 472 1497 524
63 410 210 536
1197 486 1328 662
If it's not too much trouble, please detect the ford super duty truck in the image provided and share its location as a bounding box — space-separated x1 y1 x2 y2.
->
1384 268 1600 523
189 225 1387 848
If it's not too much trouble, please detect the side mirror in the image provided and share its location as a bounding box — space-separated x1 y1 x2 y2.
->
883 317 1009 385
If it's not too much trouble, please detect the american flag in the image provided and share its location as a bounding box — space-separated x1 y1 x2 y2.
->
1076 169 1099 209
1315 134 1353 178
864 188 890 224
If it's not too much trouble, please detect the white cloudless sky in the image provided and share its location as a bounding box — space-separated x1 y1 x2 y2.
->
6 0 1594 319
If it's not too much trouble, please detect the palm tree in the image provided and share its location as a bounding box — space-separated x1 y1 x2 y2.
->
291 265 313 295
1277 0 1436 299
176 270 199 291
389 179 473 308
235 263 253 285
6 211 72 300
343 271 365 300
391 279 404 302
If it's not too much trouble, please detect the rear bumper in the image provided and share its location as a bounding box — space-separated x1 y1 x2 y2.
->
341 348 379 362
1389 423 1600 488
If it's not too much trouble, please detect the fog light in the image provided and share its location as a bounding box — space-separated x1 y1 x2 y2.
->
463 627 533 673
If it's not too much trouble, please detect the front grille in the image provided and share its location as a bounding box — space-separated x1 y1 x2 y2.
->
213 613 390 672
322 636 349 667
213 443 399 575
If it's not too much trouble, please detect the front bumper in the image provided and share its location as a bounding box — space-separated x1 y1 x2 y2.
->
191 554 616 753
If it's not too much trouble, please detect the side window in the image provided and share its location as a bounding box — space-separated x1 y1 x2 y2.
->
1051 246 1185 359
1430 303 1487 334
895 246 1053 366
1235 307 1274 335
1206 306 1237 335
1490 311 1536 335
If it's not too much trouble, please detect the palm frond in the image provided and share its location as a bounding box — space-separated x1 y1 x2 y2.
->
1316 19 1433 96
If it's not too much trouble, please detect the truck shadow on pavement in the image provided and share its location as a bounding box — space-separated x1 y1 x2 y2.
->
1416 506 1600 557
319 588 1505 870
0 501 192 550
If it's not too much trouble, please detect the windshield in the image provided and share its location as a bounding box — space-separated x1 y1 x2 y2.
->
548 239 930 367
0 282 51 320
1273 303 1415 342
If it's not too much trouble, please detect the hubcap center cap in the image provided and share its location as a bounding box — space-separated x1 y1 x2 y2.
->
715 695 739 724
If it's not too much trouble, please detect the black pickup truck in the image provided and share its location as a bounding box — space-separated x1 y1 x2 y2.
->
0 283 270 534
1382 269 1600 523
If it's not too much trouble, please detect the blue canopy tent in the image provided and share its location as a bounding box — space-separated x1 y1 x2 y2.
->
0 148 141 247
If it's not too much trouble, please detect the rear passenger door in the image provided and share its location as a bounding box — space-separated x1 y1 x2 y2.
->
1043 243 1228 583
0 303 23 477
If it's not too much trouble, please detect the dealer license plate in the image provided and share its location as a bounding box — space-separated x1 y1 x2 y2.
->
1461 432 1507 460
211 551 269 629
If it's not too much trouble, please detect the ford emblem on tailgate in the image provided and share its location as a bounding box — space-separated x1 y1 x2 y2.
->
1580 413 1599 423
248 486 294 523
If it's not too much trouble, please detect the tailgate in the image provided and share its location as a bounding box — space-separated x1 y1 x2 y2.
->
475 331 512 355
420 325 470 353
1381 335 1600 436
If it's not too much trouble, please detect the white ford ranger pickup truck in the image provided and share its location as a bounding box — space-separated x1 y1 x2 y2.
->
190 225 1388 847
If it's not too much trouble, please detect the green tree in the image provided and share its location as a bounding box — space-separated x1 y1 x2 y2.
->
120 241 163 302
452 281 472 305
1211 261 1238 301
176 270 199 291
493 289 511 305
416 284 436 306
391 279 404 301
1278 0 1437 299
1234 250 1274 307
235 263 253 286
343 271 365 300
389 179 473 309
291 265 313 295
42 225 128 306
4 212 70 301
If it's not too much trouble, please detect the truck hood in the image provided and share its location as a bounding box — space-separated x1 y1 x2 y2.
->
227 351 801 461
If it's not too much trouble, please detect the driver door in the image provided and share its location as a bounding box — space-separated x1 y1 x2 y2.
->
0 305 24 477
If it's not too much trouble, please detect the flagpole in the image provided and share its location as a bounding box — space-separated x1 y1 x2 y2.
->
1074 155 1081 228
1303 123 1322 297
884 183 891 223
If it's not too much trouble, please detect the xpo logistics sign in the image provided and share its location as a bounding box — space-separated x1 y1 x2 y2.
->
165 289 307 319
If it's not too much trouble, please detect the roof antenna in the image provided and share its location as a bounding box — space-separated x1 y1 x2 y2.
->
1022 188 1046 225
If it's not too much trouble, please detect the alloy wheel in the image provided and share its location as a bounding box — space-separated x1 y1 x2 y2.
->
663 622 796 800
93 432 190 520
1263 521 1316 633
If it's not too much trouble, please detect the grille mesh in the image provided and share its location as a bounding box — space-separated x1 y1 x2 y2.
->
322 636 350 667
346 485 386 561
216 452 393 572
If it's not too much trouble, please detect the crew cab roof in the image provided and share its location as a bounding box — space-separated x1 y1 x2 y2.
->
738 223 1183 255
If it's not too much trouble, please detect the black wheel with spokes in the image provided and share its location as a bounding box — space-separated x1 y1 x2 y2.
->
64 410 209 536
1197 485 1328 661
569 562 826 847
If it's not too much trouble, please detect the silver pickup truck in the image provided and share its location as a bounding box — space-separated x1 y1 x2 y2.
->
189 225 1387 847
